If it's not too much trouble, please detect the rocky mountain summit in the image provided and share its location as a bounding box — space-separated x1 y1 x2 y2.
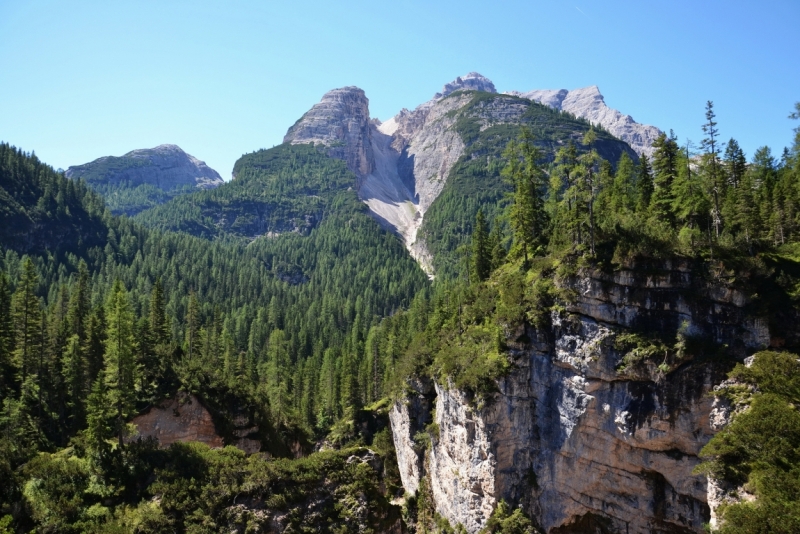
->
434 71 497 99
283 87 375 181
507 85 663 156
67 144 223 191
285 73 642 276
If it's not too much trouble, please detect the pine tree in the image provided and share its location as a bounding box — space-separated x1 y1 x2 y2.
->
0 273 12 397
12 258 41 383
578 129 601 255
723 138 747 188
103 280 137 448
636 154 654 213
701 101 724 238
650 131 680 221
471 209 491 282
503 129 548 263
265 329 291 423
148 277 169 345
67 260 90 342
185 289 200 362
610 152 636 215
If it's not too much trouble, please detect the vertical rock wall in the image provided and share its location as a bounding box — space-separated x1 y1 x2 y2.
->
392 262 780 533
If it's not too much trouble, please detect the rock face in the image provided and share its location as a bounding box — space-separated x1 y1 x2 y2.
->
66 144 224 190
286 73 652 276
434 72 497 99
508 86 663 157
391 260 778 533
284 86 374 181
130 393 224 449
129 392 263 453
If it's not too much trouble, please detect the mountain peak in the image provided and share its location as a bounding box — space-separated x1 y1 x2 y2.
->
284 86 374 178
434 72 496 99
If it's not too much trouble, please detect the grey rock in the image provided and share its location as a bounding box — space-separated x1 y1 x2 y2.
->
508 85 663 157
66 144 223 191
284 86 374 181
392 260 771 533
433 71 497 100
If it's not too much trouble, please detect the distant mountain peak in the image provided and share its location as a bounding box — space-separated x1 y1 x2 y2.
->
434 72 497 100
65 144 223 215
506 85 662 156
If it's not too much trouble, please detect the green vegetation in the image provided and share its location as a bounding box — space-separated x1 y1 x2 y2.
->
18 440 400 533
66 153 203 216
699 351 800 533
0 142 426 531
136 143 356 238
420 92 636 278
1 96 800 532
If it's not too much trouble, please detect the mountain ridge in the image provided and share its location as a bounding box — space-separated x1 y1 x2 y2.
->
66 144 224 215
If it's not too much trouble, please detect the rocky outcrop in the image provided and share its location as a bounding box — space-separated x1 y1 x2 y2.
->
284 86 374 181
129 393 225 449
129 392 263 453
66 144 223 190
508 86 663 157
287 74 652 276
392 260 778 533
434 72 497 99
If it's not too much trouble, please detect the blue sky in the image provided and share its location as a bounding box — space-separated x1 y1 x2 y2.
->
1 0 798 177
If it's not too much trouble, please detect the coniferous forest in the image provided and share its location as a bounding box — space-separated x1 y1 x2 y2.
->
1 100 800 533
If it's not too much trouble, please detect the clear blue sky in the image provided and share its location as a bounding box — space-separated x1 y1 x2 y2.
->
1 0 798 178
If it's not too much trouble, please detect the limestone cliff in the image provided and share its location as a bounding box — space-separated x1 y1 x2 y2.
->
284 86 375 181
391 260 785 533
286 74 648 276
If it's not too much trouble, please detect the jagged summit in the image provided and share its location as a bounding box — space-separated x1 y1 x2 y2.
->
506 84 662 156
433 72 497 100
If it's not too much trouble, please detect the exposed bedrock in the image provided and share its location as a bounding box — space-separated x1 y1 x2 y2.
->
284 86 375 182
391 260 780 533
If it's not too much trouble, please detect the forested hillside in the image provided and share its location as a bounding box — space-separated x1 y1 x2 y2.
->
65 145 223 216
0 141 429 531
135 144 356 239
416 91 637 278
1 99 799 533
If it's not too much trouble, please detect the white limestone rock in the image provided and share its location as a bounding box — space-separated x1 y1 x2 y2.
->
509 85 663 157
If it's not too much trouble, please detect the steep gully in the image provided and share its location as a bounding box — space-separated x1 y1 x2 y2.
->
284 72 662 277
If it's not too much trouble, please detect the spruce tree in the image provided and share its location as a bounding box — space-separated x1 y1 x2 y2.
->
651 131 680 221
701 101 724 238
503 128 548 262
723 138 747 188
0 273 12 397
12 258 41 383
471 209 491 282
103 280 137 448
636 154 654 213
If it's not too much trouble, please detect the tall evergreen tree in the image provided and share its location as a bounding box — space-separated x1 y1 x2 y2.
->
12 258 41 383
701 101 724 238
103 280 137 448
636 154 654 213
723 138 747 188
471 209 491 282
650 131 680 221
0 273 12 397
503 129 548 263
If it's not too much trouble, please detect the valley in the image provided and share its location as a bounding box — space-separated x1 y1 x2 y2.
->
1 71 799 534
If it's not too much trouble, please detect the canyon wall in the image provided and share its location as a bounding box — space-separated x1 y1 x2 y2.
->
391 260 779 533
